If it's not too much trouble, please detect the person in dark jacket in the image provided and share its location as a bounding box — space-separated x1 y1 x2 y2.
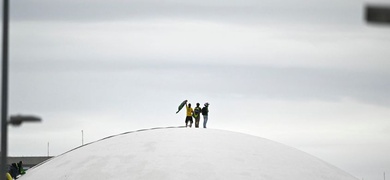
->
9 163 19 179
202 103 209 128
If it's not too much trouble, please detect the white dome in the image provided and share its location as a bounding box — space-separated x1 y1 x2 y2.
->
20 128 358 180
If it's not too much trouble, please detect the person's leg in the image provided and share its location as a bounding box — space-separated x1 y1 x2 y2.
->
203 115 208 128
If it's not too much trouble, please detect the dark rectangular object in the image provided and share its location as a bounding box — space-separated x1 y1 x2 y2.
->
365 5 390 24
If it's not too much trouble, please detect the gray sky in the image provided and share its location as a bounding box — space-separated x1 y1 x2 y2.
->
2 0 390 179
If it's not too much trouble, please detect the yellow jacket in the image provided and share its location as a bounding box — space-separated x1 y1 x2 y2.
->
6 173 12 180
186 106 193 117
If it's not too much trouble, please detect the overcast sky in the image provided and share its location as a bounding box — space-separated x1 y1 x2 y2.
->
2 0 390 179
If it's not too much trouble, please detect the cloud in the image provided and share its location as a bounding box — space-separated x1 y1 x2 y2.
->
9 63 390 119
12 0 360 25
10 18 390 73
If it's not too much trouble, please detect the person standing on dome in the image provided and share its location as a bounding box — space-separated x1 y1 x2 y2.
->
202 103 209 128
193 103 202 128
185 102 194 128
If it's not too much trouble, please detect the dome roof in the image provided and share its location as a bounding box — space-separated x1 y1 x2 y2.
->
20 127 357 180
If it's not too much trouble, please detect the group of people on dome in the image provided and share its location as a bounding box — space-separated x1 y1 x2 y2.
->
184 102 209 128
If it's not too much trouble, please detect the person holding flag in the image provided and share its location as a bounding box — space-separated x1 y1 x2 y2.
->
185 102 194 128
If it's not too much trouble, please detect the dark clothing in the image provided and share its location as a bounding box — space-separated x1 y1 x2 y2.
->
194 116 200 128
185 116 193 127
201 107 209 116
9 163 18 178
185 116 193 123
18 161 25 175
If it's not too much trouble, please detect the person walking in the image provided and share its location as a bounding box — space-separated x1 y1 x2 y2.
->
202 103 209 128
185 103 194 128
193 103 202 128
